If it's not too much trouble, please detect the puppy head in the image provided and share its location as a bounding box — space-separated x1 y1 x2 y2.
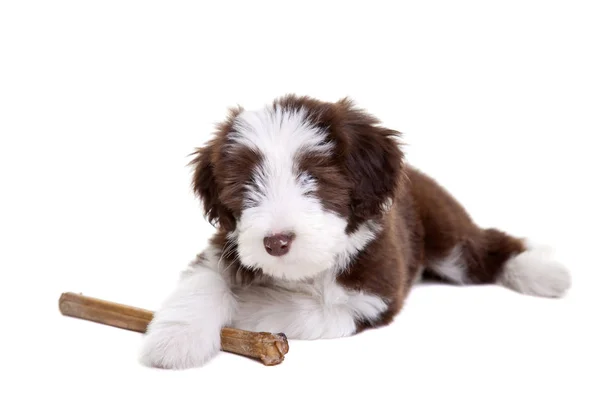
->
190 95 404 280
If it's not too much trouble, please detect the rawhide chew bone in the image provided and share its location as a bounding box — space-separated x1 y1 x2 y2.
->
58 292 289 366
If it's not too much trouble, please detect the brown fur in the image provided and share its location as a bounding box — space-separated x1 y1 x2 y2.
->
190 106 261 231
189 94 528 331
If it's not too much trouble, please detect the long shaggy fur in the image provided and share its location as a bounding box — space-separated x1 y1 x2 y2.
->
139 94 571 369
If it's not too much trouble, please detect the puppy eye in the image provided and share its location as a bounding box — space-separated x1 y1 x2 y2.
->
298 172 317 189
242 180 262 208
318 137 332 148
299 172 311 181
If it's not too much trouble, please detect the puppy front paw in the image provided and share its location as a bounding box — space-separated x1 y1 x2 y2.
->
139 322 221 370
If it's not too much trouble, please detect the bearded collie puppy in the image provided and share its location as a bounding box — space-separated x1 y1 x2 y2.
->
139 94 571 369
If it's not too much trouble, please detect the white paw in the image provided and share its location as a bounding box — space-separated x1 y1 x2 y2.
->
139 321 221 370
499 248 572 298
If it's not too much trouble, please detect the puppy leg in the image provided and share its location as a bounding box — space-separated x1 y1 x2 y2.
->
491 233 572 298
139 250 236 369
427 228 571 298
408 167 571 298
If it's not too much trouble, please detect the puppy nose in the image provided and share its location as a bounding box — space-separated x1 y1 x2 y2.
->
263 233 294 256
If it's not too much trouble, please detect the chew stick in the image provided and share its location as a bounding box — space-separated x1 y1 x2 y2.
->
58 292 289 366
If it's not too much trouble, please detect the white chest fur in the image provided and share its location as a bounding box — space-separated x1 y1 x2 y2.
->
230 270 388 339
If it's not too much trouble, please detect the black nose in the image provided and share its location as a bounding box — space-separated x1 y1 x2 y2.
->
263 233 294 256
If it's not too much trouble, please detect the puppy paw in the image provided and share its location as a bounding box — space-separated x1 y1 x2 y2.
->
139 322 221 370
499 248 572 298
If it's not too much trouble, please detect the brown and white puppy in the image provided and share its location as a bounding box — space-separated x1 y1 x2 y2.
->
139 94 571 369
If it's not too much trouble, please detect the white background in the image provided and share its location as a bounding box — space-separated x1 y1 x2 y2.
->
1 1 599 399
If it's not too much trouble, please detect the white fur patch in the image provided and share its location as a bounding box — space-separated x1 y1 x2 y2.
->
140 242 388 369
497 245 571 298
230 107 334 161
229 105 378 281
231 270 388 339
428 245 469 284
139 250 236 369
334 220 382 271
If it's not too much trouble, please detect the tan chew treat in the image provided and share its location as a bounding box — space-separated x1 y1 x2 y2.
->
58 292 289 366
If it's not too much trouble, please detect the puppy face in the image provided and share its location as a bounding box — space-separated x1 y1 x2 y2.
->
191 95 404 280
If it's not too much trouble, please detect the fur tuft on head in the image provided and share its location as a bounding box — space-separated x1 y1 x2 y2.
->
188 95 404 280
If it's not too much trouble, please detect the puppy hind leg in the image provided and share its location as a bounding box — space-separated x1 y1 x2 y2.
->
428 228 571 298
488 230 572 298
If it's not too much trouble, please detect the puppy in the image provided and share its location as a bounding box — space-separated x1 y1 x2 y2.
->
140 94 571 369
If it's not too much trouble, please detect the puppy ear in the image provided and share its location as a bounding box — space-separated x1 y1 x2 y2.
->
337 99 405 222
189 139 237 231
